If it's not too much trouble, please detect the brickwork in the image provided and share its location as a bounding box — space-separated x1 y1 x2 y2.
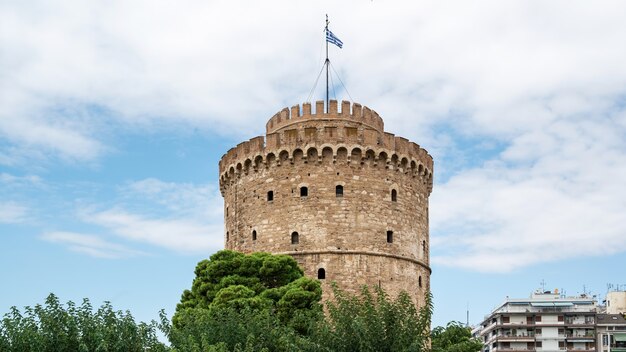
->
219 100 433 306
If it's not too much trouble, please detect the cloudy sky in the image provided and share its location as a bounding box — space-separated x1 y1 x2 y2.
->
2 0 626 327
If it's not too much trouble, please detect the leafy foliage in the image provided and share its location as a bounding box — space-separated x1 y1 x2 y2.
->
169 251 433 351
431 321 483 352
170 250 323 350
0 293 168 352
310 284 433 352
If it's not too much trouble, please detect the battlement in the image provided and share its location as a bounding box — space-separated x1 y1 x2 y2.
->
266 100 384 134
220 99 433 309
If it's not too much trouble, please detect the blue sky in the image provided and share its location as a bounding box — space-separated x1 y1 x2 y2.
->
1 0 626 329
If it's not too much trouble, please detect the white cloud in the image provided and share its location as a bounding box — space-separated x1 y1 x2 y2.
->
41 231 144 259
0 202 28 223
84 209 221 254
430 112 626 272
62 178 225 254
3 1 626 269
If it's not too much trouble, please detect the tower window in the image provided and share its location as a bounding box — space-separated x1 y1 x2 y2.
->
422 240 426 257
391 189 397 202
419 276 422 288
318 268 326 280
300 186 308 198
226 231 229 242
336 185 343 197
252 230 257 241
291 231 299 244
267 191 273 201
387 230 393 243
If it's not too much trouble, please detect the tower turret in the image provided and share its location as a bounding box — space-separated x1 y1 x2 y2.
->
219 100 433 306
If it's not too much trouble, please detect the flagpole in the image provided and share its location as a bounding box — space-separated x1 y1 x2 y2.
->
325 14 329 113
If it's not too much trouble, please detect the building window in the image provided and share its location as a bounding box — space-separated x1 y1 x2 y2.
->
318 268 325 280
291 231 299 244
252 230 257 241
300 186 308 197
535 316 541 322
557 315 564 322
387 230 393 243
336 185 343 197
226 207 229 216
267 191 274 201
536 341 542 348
422 240 426 257
391 189 397 202
502 316 510 323
226 231 229 242
419 276 422 288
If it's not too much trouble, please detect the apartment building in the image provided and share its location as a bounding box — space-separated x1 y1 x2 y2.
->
596 314 626 352
479 290 597 352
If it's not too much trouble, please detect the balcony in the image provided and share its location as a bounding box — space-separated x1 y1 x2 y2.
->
565 319 595 326
564 333 595 340
497 334 535 342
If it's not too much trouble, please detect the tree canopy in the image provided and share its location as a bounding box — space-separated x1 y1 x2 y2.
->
431 321 483 352
0 293 168 352
167 250 434 352
169 250 323 350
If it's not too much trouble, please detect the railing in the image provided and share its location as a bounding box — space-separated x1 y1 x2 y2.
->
497 334 535 340
564 333 595 338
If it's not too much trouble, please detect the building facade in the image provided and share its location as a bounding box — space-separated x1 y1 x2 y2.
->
218 100 433 306
606 291 626 315
596 314 626 352
479 290 598 352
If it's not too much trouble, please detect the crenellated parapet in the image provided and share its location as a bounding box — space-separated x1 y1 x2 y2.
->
219 99 434 309
219 101 434 195
265 100 384 134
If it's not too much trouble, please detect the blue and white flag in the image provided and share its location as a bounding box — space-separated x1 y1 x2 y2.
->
326 29 343 48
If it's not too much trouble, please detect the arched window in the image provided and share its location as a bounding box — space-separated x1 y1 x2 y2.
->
336 185 343 197
419 276 422 288
318 268 326 280
291 231 299 244
300 186 308 197
387 230 393 243
267 190 274 201
252 230 257 241
391 189 397 202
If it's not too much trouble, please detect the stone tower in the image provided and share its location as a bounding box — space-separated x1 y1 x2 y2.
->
219 100 433 306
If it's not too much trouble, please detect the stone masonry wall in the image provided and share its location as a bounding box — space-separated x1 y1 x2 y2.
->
219 100 433 306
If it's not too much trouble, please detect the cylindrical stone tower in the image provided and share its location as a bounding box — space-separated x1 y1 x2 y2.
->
219 100 433 306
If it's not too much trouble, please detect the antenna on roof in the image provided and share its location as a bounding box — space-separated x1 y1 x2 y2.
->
540 279 546 292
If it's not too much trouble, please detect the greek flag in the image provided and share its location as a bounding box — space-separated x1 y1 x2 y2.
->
326 29 343 48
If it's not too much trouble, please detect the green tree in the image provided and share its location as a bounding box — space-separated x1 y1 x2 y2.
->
431 321 483 352
169 250 323 351
0 293 168 352
167 250 434 352
309 284 433 352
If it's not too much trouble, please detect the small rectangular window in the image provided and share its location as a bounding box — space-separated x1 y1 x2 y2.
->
300 187 308 197
267 191 274 201
386 230 393 243
336 185 343 197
